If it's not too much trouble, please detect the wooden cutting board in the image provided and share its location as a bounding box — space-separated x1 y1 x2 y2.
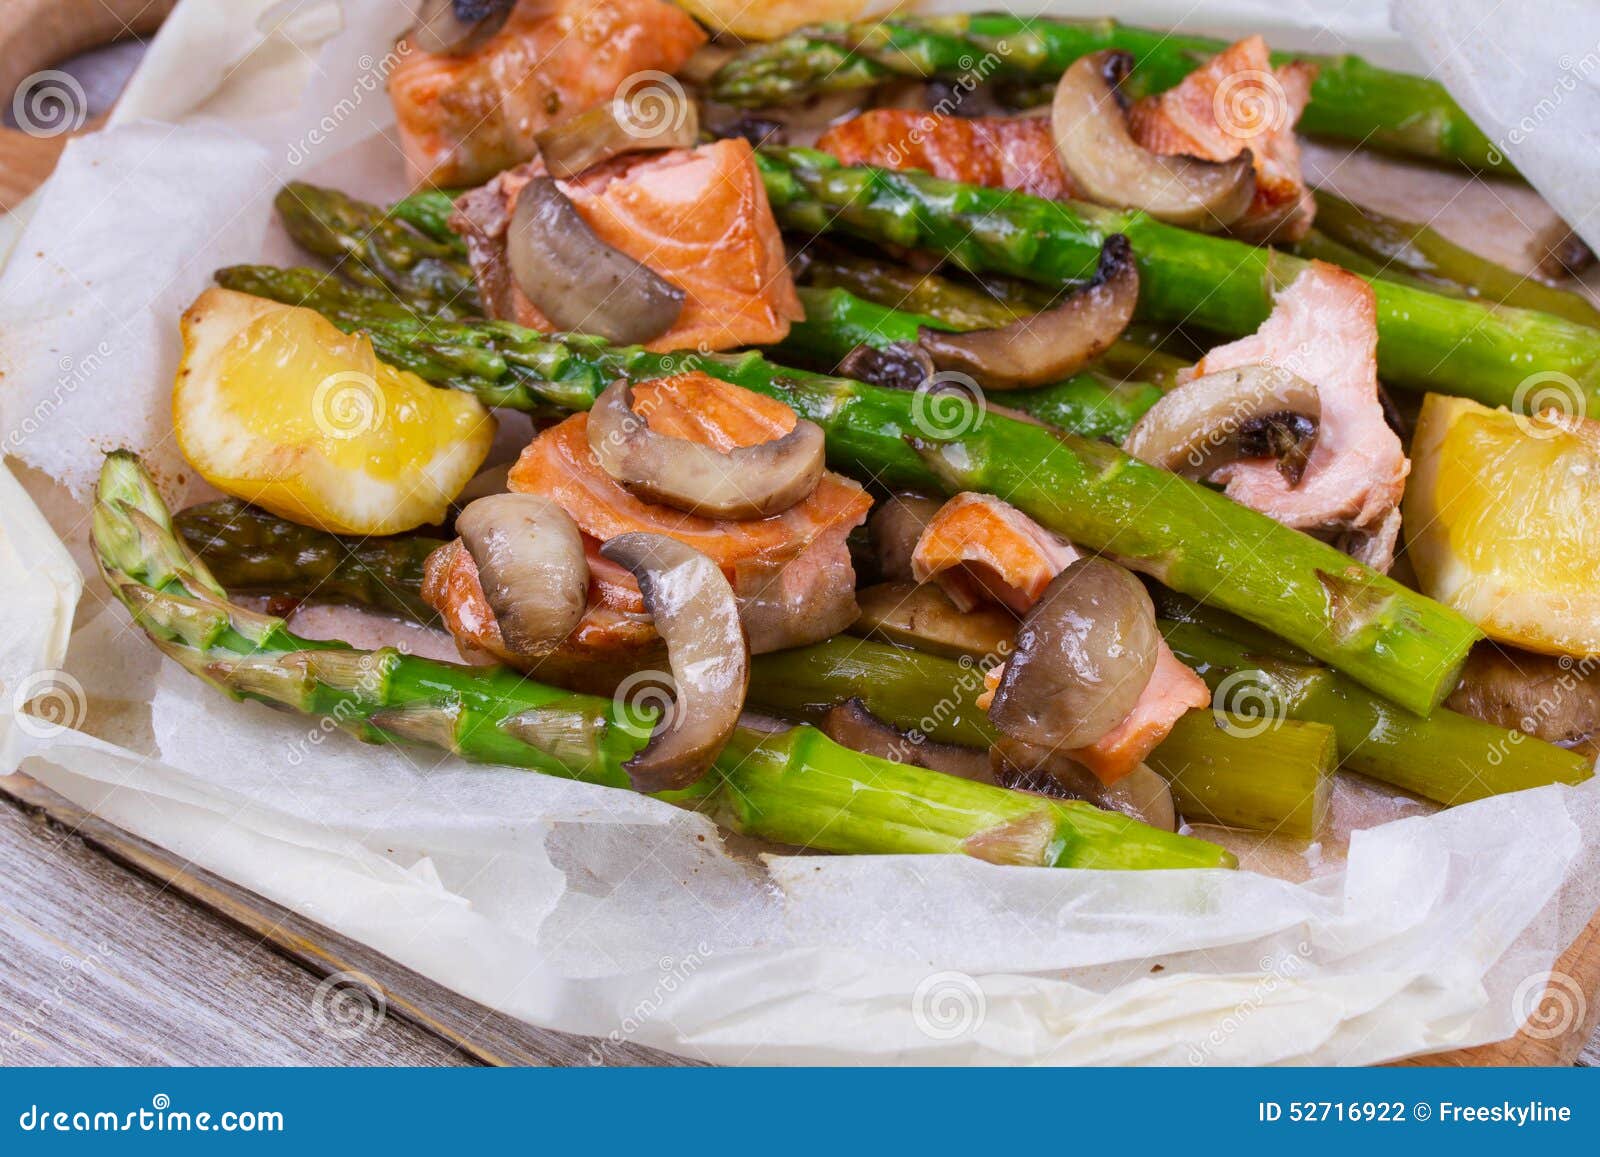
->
0 0 1595 1068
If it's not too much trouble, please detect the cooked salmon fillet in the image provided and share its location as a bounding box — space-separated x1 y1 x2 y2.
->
1128 36 1317 242
423 534 665 693
815 111 1077 201
917 493 1209 784
452 139 804 352
815 36 1315 241
911 492 1078 614
1190 261 1408 541
388 0 706 187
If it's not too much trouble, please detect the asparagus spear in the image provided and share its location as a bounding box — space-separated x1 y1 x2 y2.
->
1161 622 1593 804
168 503 1583 819
387 188 465 249
756 148 1600 411
783 285 1166 442
215 264 1481 714
174 499 445 624
274 183 482 319
1311 191 1600 329
96 452 1230 871
710 14 1506 173
752 638 1334 839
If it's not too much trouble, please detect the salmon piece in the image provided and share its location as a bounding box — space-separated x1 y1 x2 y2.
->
1127 36 1317 242
917 493 1209 785
815 111 1076 201
422 535 664 693
816 37 1315 242
508 372 871 650
1189 261 1408 543
911 492 1078 614
452 139 803 352
388 0 706 187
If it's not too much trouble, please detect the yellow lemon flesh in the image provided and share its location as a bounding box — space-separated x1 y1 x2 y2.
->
175 288 495 535
1404 392 1600 657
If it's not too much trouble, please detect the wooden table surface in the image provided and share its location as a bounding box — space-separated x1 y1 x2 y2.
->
1 0 1597 1069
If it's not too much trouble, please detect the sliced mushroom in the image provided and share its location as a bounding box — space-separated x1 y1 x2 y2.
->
1123 364 1321 485
916 235 1140 390
867 493 942 583
586 378 826 519
989 557 1159 750
407 0 513 55
851 581 1017 663
507 178 685 345
535 91 699 180
992 737 1177 831
1052 51 1256 231
1446 642 1600 755
733 554 859 654
600 533 749 793
837 341 934 392
456 494 589 659
822 700 995 783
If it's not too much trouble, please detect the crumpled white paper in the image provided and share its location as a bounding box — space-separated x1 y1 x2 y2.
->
1 0 1597 1065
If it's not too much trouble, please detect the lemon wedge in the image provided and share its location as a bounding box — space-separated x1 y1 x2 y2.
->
1404 393 1600 656
175 288 494 535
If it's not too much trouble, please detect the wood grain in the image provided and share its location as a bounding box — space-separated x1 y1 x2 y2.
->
0 772 693 1067
0 0 1596 1068
0 790 468 1066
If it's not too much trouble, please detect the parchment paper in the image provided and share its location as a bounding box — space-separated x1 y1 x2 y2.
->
2 0 1598 1065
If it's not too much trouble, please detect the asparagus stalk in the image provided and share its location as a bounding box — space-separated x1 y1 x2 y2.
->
1161 622 1593 804
174 499 445 624
275 183 482 319
167 503 1582 821
710 14 1506 173
756 148 1600 411
752 638 1333 838
387 188 465 249
216 264 1481 714
96 452 1230 871
1311 191 1600 328
783 285 1166 441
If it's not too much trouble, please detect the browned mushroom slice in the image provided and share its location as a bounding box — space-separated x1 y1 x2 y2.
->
600 533 749 793
821 700 995 783
406 0 513 55
586 378 826 519
916 235 1140 390
456 493 589 659
867 493 943 583
989 557 1160 750
535 89 699 179
991 737 1177 831
850 581 1016 663
1052 50 1256 231
507 178 685 345
1123 364 1321 485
